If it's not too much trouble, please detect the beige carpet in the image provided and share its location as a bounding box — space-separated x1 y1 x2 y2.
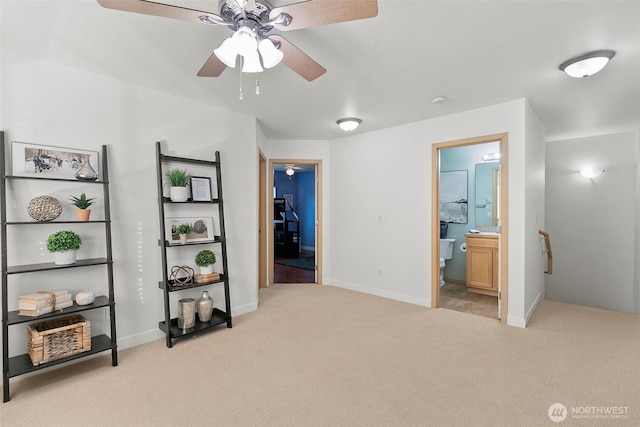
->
1 284 638 426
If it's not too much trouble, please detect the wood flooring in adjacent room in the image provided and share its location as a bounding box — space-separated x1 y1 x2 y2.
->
439 281 498 319
274 250 315 283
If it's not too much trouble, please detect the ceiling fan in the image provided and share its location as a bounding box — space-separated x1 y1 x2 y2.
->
96 0 378 81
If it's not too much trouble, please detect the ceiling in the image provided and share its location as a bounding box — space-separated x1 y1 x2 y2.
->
3 0 639 141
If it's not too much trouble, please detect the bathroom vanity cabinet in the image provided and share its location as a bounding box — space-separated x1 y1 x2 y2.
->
465 233 498 296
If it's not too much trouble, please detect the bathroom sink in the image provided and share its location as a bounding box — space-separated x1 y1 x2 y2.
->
479 232 500 236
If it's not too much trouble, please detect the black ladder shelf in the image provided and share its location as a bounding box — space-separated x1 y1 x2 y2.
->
0 131 118 402
155 141 232 348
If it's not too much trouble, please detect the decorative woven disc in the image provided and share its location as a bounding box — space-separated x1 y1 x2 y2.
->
27 196 62 222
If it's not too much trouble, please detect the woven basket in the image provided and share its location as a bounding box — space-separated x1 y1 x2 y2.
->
27 196 62 222
27 315 91 366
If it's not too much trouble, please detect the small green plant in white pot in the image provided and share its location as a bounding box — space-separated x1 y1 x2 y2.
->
47 230 82 265
195 249 216 274
166 169 191 202
175 223 192 244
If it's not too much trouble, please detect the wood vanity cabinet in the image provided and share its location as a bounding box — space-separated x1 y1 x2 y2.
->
465 233 498 296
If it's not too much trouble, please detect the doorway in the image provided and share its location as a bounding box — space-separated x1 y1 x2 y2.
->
266 159 322 286
431 133 509 323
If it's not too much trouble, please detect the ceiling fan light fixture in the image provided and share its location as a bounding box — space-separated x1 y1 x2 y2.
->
233 27 258 57
214 37 239 68
242 50 264 73
285 164 295 176
337 118 361 132
258 38 284 68
559 50 616 78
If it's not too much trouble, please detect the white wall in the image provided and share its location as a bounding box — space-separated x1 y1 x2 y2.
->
523 100 547 322
0 53 260 363
545 132 637 313
327 99 543 327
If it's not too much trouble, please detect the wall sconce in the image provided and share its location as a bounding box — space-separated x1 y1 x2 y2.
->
482 152 500 161
579 168 604 179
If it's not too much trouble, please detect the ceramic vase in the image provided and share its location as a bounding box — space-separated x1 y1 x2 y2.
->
197 291 214 323
179 234 187 244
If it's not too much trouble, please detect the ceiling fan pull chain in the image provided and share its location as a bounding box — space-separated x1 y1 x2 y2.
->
239 59 244 100
255 80 260 95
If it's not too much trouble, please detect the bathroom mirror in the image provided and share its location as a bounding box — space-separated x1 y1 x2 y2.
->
475 161 500 226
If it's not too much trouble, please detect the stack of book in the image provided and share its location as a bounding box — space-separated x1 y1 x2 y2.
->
195 272 220 284
19 290 73 317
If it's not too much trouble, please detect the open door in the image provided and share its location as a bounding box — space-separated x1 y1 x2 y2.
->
268 159 322 286
431 133 509 323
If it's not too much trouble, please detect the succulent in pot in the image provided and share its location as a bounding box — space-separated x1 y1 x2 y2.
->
47 230 82 265
69 193 95 221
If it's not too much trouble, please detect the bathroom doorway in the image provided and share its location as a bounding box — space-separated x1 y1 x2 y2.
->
431 133 509 323
267 159 322 286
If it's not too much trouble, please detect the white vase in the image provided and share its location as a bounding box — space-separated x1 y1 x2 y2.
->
179 234 187 244
200 264 214 275
54 250 77 265
169 186 190 202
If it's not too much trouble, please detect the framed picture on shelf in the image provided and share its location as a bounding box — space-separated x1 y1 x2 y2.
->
165 217 216 243
11 141 100 180
191 176 212 202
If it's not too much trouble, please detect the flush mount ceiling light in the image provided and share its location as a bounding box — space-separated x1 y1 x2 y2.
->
579 168 604 179
337 118 361 132
559 50 616 78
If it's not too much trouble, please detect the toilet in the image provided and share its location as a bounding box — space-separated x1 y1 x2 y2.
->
439 238 456 287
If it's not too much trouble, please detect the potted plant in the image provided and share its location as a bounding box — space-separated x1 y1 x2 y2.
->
166 169 191 202
69 193 95 221
175 223 192 244
47 230 82 265
195 249 216 274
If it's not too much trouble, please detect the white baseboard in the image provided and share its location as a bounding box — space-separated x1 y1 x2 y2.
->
524 291 543 326
326 279 430 307
232 300 258 316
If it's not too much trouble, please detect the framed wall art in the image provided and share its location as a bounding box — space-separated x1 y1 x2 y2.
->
190 176 212 202
165 217 215 243
439 170 468 224
11 141 100 180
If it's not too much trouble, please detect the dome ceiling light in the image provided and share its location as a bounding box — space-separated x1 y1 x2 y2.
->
559 50 616 78
337 118 362 132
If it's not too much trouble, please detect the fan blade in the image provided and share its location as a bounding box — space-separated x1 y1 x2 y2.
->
197 52 227 77
97 0 223 25
269 35 326 81
270 0 378 31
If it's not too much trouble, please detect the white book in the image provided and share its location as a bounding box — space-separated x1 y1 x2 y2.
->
19 300 74 317
19 293 71 310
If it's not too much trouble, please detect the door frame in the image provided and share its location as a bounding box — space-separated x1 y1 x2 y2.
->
258 149 267 289
431 133 509 323
267 158 323 286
